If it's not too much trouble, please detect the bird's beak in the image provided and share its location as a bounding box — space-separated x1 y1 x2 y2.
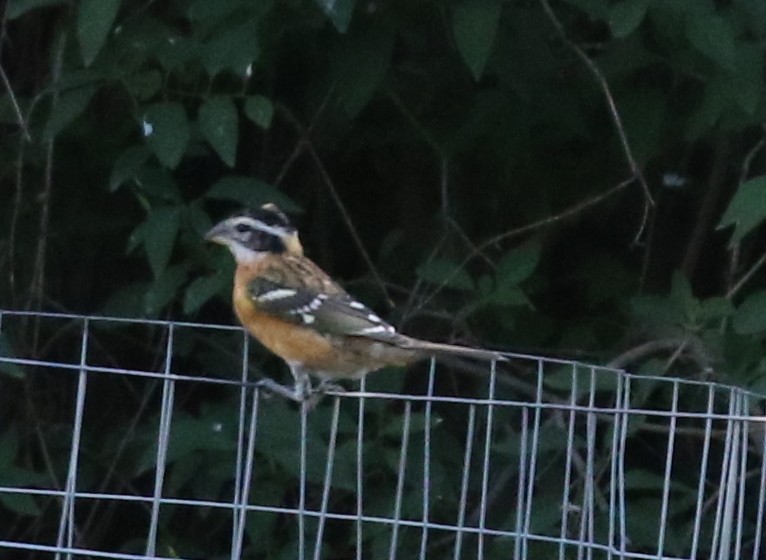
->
204 220 231 244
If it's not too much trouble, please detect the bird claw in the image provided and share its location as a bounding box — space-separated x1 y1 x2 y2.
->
253 377 344 410
315 381 346 394
254 378 305 402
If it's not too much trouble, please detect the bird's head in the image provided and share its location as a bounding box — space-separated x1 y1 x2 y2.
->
205 203 303 262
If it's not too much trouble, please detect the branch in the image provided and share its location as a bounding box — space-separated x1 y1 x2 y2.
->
414 175 637 315
277 105 394 307
539 0 654 238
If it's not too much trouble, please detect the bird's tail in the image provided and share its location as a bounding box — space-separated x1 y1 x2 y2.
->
395 336 506 362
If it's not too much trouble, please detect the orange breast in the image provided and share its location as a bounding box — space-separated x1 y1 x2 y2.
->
233 281 335 369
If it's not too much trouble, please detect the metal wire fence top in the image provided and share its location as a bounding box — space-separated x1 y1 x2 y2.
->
1 309 765 560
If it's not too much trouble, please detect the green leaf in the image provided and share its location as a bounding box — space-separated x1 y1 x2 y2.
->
313 0 355 33
244 95 274 129
452 0 503 80
697 297 734 323
670 271 696 316
686 13 736 70
142 206 181 277
0 333 24 379
416 258 474 291
142 102 189 169
1 493 41 516
184 271 227 314
110 145 151 192
330 25 394 117
609 0 650 38
718 176 766 244
561 0 608 18
133 167 182 202
7 0 66 20
205 176 301 212
727 43 764 115
78 0 122 66
733 290 766 335
44 85 97 139
199 96 238 167
144 265 188 316
126 69 163 101
496 242 541 286
630 295 685 327
202 19 260 76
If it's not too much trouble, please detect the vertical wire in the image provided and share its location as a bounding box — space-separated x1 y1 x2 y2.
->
452 404 476 560
388 401 413 560
719 392 741 560
477 359 497 560
356 376 367 560
418 358 437 560
586 369 597 560
656 381 679 558
521 360 545 559
54 318 89 560
607 369 624 560
734 393 748 560
513 407 529 560
146 324 176 558
711 390 738 559
232 386 261 560
558 363 578 560
617 376 631 557
313 397 341 560
576 368 596 560
751 410 766 560
690 384 715 558
299 399 308 560
231 332 250 560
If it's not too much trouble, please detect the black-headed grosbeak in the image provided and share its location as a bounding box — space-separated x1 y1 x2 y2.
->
205 203 503 401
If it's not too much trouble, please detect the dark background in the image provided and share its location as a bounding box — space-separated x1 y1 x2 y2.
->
3 0 766 557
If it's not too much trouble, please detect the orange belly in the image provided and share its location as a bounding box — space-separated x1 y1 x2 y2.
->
234 289 336 367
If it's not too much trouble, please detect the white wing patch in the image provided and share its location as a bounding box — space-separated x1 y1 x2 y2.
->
360 324 396 334
256 288 298 302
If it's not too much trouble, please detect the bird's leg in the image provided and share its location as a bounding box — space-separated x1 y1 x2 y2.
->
288 363 313 401
254 377 305 402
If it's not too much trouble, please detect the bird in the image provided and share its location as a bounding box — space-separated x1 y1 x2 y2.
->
205 203 504 402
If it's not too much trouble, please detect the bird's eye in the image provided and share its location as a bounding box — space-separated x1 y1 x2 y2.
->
234 224 250 234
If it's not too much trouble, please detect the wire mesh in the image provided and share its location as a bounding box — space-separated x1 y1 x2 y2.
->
1 309 765 559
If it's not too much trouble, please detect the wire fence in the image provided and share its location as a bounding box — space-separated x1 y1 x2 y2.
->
1 309 765 559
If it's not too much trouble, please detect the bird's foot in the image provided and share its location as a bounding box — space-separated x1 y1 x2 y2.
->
254 377 306 402
315 380 346 394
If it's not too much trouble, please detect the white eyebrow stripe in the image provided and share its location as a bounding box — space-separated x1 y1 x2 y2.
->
257 288 298 301
230 216 289 237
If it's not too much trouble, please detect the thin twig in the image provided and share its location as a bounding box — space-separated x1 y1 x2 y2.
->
726 131 766 296
272 90 333 188
0 64 31 141
607 338 691 370
414 175 637 316
305 141 395 307
539 0 654 237
276 105 395 307
727 250 766 299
